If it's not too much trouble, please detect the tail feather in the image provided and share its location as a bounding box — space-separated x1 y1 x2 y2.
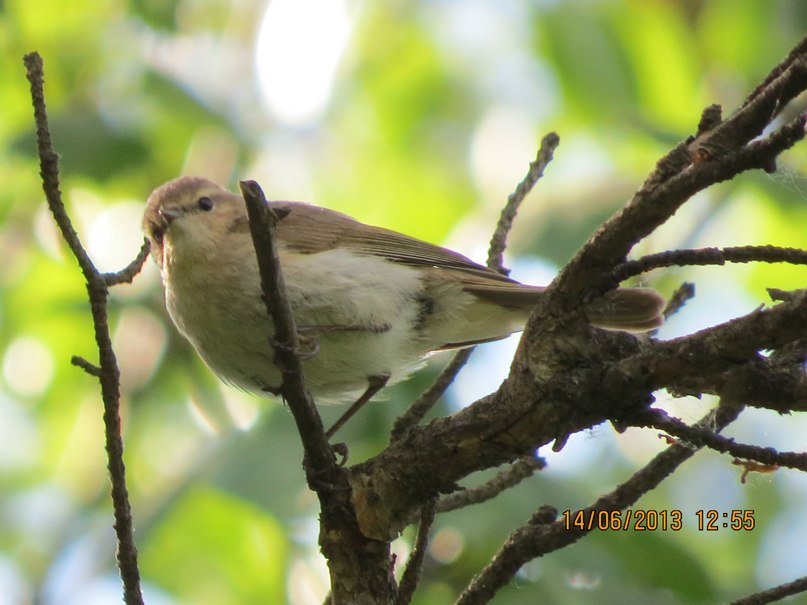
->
462 277 665 334
584 288 665 332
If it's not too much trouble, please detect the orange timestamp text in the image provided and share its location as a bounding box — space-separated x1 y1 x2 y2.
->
561 509 757 532
562 509 684 531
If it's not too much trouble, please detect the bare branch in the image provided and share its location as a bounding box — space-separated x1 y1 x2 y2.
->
24 51 143 605
394 500 437 605
390 348 473 440
636 408 807 473
613 245 807 283
608 290 807 399
391 134 561 440
730 574 807 605
742 37 807 113
240 180 337 478
487 132 560 273
662 282 696 319
71 355 102 377
240 180 396 604
667 352 807 415
25 55 97 277
547 95 806 311
455 402 742 605
103 240 151 286
436 456 545 514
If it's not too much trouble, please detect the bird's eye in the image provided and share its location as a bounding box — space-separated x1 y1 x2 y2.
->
151 228 164 244
197 196 214 211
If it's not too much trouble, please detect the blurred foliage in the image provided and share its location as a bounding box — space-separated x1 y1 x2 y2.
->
1 0 806 604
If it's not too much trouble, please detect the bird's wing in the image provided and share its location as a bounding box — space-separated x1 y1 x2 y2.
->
272 201 529 292
270 201 664 328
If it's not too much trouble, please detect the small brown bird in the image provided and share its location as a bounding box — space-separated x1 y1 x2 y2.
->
143 176 663 419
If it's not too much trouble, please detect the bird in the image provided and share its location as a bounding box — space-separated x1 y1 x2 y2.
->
143 176 664 433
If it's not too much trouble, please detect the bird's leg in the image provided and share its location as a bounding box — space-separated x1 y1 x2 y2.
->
325 373 390 439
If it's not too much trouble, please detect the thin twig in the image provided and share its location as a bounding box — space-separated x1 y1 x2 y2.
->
395 499 437 605
691 42 807 168
637 408 807 472
26 58 96 276
613 245 807 283
767 288 799 302
456 402 742 605
242 182 397 602
239 181 338 481
390 348 473 439
104 240 151 286
71 355 102 377
437 455 545 514
730 574 807 605
743 36 807 110
24 51 143 605
662 282 696 319
487 132 560 272
548 87 806 311
390 134 561 439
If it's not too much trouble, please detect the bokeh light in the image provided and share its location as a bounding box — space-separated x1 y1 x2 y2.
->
256 0 352 125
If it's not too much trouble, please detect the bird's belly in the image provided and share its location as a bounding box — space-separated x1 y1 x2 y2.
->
165 248 427 403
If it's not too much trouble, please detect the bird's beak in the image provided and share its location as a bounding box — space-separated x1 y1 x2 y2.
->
159 207 183 223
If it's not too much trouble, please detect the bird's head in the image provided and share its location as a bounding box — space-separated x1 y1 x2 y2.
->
143 176 247 269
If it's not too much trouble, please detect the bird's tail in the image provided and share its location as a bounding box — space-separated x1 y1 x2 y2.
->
584 287 666 332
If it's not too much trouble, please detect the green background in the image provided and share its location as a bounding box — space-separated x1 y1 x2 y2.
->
1 0 806 603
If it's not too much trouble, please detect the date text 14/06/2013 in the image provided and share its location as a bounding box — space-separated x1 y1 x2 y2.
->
561 509 756 532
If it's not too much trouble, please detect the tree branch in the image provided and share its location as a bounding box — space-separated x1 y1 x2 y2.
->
637 408 807 472
436 455 545 514
607 290 807 401
390 347 474 440
103 240 151 286
663 282 696 319
239 180 336 478
24 51 144 605
730 574 807 605
240 180 396 605
487 132 560 273
548 110 805 312
613 245 807 283
394 499 437 605
347 37 807 547
455 402 742 605
390 133 560 439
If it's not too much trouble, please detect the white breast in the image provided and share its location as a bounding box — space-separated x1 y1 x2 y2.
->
163 242 429 403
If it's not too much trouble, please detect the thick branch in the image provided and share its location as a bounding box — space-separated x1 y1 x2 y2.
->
351 286 807 541
348 38 807 545
608 290 807 399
